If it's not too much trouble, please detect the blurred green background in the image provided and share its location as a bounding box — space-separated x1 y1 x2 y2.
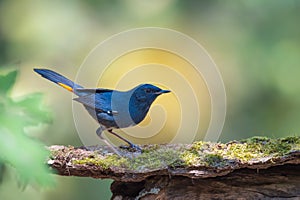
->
1 0 300 199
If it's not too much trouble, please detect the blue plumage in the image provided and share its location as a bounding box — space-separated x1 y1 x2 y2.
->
34 68 170 153
33 69 83 93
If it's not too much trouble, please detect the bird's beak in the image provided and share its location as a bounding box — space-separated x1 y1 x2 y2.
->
156 90 171 95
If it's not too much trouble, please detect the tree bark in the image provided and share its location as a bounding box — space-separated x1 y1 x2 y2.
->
111 165 300 200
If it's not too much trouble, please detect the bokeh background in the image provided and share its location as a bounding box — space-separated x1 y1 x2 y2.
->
1 0 300 199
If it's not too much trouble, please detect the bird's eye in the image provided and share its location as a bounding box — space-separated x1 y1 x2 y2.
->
145 88 152 93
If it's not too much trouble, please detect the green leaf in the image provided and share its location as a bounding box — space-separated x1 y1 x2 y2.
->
0 162 5 183
0 69 54 187
15 93 52 126
0 128 54 186
0 70 18 95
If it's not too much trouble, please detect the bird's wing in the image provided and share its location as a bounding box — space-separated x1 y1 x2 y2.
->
74 88 113 96
73 93 118 115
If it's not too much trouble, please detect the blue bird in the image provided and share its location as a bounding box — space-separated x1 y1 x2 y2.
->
34 68 170 154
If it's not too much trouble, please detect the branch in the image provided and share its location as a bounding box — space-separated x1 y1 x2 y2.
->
47 136 300 199
47 136 299 181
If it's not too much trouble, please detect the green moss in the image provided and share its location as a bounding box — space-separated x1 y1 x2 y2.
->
204 154 226 167
141 144 160 153
240 136 271 144
180 136 300 166
190 141 205 152
72 146 183 171
128 148 182 171
66 136 299 171
73 155 129 170
180 151 201 166
281 136 300 144
239 136 299 157
225 143 261 161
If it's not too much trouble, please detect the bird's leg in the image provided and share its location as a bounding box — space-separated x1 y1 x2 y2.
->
107 129 142 152
96 127 121 156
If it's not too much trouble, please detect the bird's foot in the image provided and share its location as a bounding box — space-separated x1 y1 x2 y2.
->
120 143 142 153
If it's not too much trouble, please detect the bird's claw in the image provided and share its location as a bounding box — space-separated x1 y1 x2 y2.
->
120 143 142 152
130 143 142 152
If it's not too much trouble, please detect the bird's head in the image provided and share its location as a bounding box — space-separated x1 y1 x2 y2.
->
127 84 170 124
131 84 170 103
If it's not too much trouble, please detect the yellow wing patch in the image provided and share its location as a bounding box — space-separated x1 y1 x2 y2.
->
58 83 73 92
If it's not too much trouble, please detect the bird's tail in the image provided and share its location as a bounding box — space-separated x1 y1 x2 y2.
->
34 68 83 93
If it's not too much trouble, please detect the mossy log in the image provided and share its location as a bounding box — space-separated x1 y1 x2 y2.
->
47 136 300 199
